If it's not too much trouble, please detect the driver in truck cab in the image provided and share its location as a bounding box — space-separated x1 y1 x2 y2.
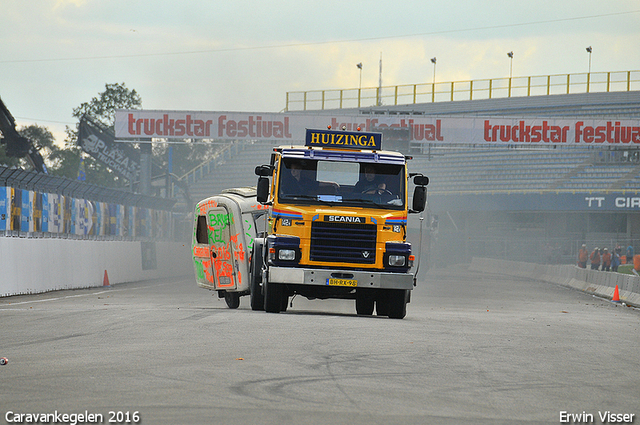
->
282 160 339 197
355 164 387 195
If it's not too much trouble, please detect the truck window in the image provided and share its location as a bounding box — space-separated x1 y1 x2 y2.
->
317 161 359 186
278 158 405 209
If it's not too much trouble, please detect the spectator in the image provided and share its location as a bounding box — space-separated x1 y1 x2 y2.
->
590 247 601 270
626 245 634 265
611 248 621 272
601 248 612 271
577 244 588 269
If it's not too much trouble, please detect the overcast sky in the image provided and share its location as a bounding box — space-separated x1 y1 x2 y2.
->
2 0 639 143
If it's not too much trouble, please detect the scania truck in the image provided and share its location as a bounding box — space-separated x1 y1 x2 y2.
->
252 127 428 318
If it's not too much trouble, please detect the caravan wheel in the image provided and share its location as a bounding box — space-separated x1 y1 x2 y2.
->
224 292 240 309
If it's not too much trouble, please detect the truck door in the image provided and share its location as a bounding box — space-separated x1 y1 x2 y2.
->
207 205 238 290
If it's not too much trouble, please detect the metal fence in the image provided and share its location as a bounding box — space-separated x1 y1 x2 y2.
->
0 165 177 241
285 70 640 111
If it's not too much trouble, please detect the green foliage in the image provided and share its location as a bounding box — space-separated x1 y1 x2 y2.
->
0 144 21 168
5 82 223 191
19 124 56 152
72 82 142 128
0 124 56 169
61 82 142 187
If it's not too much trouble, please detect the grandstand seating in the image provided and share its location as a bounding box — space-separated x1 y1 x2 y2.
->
179 90 640 208
180 140 640 210
183 141 274 205
411 147 640 194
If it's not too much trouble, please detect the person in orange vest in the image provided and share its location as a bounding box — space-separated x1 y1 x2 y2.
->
601 248 612 271
577 244 588 268
590 247 601 270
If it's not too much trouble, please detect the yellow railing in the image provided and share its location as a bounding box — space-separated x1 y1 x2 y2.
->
285 70 640 112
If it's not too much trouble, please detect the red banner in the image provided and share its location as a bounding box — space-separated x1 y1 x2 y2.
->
115 110 640 146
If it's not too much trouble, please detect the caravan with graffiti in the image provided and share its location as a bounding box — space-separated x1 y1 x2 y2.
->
192 187 269 308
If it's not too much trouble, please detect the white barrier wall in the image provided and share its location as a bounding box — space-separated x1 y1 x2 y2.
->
0 237 193 297
470 257 640 307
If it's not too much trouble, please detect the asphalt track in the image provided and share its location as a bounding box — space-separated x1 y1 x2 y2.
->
1 265 638 425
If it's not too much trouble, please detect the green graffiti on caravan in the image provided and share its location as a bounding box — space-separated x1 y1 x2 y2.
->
208 212 233 229
208 227 226 245
244 218 254 251
194 260 205 280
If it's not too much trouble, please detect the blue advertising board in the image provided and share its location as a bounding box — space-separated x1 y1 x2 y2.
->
21 189 30 232
428 192 640 212
0 187 6 231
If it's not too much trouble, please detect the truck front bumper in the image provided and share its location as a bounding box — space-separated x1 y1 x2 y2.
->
268 266 414 290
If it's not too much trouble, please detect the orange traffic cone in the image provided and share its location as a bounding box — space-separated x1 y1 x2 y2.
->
612 285 621 303
103 270 110 287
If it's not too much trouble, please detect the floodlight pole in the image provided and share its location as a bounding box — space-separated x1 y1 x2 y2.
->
430 57 437 102
586 46 592 93
507 51 514 97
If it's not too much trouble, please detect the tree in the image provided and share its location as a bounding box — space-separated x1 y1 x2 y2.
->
72 82 142 128
0 124 56 170
0 143 21 168
58 82 143 187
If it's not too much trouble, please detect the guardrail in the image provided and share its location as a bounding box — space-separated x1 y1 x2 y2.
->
285 70 640 111
470 257 640 307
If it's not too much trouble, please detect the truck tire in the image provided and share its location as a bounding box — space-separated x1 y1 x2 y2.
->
264 279 283 313
356 289 375 315
387 289 408 319
376 291 390 316
224 292 240 309
250 245 265 311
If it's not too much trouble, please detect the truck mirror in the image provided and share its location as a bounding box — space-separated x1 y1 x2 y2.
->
255 165 273 177
412 186 426 212
413 175 429 186
257 177 270 204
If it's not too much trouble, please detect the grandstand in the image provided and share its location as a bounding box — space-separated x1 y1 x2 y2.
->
176 88 640 266
181 90 640 198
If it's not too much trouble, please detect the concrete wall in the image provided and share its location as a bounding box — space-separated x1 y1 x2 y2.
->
0 237 193 297
470 257 640 307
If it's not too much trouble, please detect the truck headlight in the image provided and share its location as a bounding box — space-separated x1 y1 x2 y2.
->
388 255 406 267
278 249 296 261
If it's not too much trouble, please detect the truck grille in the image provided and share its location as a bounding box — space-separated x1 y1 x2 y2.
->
310 222 377 264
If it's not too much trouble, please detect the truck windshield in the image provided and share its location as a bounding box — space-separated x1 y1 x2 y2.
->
278 158 405 209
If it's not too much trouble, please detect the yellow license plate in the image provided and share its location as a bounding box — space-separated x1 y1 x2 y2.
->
326 278 357 287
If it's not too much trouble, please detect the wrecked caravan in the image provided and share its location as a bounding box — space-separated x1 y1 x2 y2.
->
192 187 269 308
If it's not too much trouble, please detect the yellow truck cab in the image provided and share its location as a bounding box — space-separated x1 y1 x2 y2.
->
253 127 428 318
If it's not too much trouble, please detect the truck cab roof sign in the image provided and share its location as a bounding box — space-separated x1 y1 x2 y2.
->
305 128 382 150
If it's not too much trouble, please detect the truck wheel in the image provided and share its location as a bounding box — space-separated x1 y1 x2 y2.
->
224 292 240 309
387 289 408 319
376 291 390 316
264 280 283 313
250 245 265 311
356 289 375 315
